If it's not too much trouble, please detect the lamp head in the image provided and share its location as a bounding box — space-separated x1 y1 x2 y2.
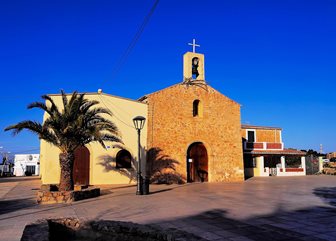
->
133 116 146 131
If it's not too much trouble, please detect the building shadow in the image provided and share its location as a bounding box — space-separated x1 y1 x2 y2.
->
146 147 185 184
151 206 335 240
313 187 336 207
0 176 40 183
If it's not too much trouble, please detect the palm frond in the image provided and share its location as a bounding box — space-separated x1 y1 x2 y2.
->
5 120 43 136
61 89 68 108
41 95 60 114
27 102 53 116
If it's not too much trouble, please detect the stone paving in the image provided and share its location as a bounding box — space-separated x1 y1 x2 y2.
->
0 176 335 241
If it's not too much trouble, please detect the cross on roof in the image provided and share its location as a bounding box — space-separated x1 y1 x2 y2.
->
188 39 200 53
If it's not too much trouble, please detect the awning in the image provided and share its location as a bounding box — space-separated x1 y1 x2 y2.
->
244 149 306 156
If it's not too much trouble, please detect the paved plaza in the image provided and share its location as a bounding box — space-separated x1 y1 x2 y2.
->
0 176 335 241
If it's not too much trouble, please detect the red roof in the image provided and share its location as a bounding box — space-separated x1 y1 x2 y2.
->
241 124 282 130
244 149 306 156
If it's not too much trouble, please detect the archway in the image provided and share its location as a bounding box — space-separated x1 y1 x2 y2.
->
187 142 208 182
116 149 132 169
73 146 90 186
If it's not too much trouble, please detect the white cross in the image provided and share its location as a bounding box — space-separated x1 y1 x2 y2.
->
188 38 200 53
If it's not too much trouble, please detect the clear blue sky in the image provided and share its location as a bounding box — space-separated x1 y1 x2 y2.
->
1 0 335 156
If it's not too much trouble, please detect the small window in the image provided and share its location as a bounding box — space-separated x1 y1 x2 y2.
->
247 130 255 142
116 150 132 169
193 99 203 117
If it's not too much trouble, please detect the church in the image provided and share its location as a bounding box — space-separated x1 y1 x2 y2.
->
39 41 305 186
139 50 244 182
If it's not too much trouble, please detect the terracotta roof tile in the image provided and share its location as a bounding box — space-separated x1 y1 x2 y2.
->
244 149 306 155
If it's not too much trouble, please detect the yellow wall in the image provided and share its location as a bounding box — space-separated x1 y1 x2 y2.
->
40 92 148 185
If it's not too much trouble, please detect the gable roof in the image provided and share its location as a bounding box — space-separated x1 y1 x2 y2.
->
138 82 240 105
47 92 147 105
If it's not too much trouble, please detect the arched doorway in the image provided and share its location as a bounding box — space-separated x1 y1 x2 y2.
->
187 142 208 182
73 146 90 186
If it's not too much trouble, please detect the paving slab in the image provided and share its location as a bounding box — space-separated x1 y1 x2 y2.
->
0 176 336 241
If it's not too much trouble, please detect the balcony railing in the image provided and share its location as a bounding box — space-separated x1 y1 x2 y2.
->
244 142 283 151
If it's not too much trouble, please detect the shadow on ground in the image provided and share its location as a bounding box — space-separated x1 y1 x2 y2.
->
0 198 37 215
0 177 40 183
313 187 336 207
152 206 336 241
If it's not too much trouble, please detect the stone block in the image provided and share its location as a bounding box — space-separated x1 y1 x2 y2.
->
36 187 100 204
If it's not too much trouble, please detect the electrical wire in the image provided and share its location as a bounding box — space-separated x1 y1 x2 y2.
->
108 0 160 82
98 95 135 129
8 148 40 154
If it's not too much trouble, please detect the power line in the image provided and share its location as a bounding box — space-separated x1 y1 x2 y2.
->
9 148 40 154
108 0 160 82
98 95 135 129
101 94 135 118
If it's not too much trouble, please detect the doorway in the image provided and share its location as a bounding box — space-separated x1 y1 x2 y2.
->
187 142 208 182
73 146 90 186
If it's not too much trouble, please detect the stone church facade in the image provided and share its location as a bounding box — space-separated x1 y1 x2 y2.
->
140 51 244 182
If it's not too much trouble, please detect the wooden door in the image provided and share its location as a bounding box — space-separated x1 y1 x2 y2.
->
73 146 90 186
187 142 208 182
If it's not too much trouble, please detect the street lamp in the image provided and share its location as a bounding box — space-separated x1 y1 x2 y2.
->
133 116 146 195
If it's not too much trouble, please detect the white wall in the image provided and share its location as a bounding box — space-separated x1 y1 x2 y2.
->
14 154 40 176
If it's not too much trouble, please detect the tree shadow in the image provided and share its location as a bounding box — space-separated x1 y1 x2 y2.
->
97 154 136 184
146 147 185 184
313 187 336 207
97 147 187 185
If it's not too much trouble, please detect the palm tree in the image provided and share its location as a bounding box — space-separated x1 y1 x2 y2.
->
5 90 122 191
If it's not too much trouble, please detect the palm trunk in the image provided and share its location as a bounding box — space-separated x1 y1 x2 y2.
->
59 152 75 191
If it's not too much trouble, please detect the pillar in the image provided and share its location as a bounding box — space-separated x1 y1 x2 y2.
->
318 156 323 173
256 156 265 176
281 156 286 172
301 156 306 174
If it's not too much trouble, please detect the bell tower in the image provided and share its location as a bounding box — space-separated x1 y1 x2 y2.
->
183 39 205 82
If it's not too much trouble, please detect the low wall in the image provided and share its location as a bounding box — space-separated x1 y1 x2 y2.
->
37 187 100 204
277 168 305 176
21 218 206 241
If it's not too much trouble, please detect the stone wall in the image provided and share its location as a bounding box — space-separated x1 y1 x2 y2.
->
21 218 206 241
143 83 244 182
37 187 100 204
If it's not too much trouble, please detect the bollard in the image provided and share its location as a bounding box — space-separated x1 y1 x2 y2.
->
142 176 150 195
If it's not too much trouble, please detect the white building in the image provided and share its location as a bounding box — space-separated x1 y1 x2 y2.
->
14 154 40 176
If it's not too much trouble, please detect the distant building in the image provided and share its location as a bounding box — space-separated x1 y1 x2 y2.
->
242 125 306 177
327 152 336 159
14 154 40 176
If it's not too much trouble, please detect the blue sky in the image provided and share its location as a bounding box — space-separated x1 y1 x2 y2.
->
0 0 335 155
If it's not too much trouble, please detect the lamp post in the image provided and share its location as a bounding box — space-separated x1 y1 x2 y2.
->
133 116 146 195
